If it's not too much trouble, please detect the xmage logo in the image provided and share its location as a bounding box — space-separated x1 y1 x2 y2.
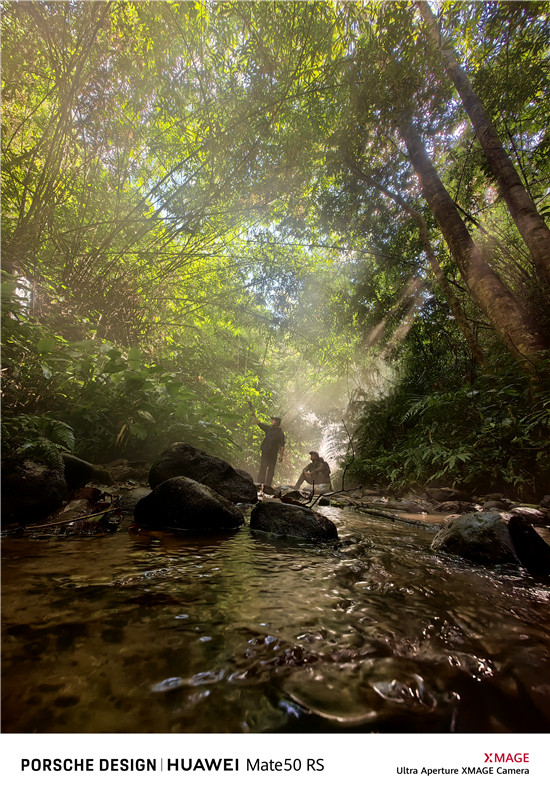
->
483 754 529 764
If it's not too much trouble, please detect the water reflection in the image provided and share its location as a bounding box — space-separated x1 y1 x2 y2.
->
2 508 550 732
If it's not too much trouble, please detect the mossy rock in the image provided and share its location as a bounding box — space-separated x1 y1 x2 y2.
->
2 453 67 523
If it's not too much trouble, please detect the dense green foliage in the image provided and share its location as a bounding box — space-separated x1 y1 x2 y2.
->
2 1 549 496
348 302 550 497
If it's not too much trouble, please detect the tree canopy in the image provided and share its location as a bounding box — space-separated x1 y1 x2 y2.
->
2 1 549 496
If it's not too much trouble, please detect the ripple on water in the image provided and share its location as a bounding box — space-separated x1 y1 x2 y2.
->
282 656 460 730
151 669 225 693
2 510 550 732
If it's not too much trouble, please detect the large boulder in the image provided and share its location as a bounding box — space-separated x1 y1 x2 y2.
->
61 453 112 490
250 500 338 542
118 486 152 513
431 512 517 565
2 455 67 523
508 515 550 578
134 476 245 531
235 467 255 484
149 443 257 504
431 511 550 576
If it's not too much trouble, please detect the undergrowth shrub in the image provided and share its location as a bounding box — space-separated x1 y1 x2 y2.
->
349 361 550 500
1 274 244 463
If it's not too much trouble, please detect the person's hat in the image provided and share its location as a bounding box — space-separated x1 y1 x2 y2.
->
271 416 281 424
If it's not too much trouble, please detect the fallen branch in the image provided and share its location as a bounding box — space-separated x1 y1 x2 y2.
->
353 505 441 528
15 507 119 532
307 489 441 528
306 485 364 507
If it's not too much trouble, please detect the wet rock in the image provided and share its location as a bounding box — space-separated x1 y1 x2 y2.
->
118 487 152 513
481 500 510 511
235 467 255 484
426 487 469 503
61 453 95 489
281 494 307 506
134 476 245 531
2 455 67 523
301 483 332 495
250 500 338 541
508 516 550 577
62 453 112 489
437 501 482 514
432 511 550 575
105 458 149 483
380 500 428 513
149 443 258 504
357 497 431 514
73 486 103 501
431 512 518 566
442 514 462 525
510 506 548 526
334 496 354 507
282 490 306 501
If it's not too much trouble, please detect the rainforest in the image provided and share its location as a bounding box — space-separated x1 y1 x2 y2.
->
2 1 550 735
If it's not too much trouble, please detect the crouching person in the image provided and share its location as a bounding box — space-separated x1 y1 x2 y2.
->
294 451 331 493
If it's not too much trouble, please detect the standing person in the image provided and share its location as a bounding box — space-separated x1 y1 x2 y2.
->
250 407 285 487
294 451 331 492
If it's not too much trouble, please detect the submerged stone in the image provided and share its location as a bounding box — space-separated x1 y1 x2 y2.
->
250 500 338 541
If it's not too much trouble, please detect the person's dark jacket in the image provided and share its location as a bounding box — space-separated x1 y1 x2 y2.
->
305 457 330 482
258 423 285 455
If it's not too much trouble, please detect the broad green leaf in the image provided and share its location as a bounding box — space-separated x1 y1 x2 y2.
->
37 336 57 354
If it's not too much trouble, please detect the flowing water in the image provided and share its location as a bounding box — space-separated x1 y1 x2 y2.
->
2 507 550 733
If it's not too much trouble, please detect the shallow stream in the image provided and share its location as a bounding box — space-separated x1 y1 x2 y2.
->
2 507 550 733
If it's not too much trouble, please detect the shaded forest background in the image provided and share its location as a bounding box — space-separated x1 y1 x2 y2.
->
2 0 550 497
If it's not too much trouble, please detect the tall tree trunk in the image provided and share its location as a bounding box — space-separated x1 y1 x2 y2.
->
399 119 548 371
344 158 487 367
416 1 550 285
